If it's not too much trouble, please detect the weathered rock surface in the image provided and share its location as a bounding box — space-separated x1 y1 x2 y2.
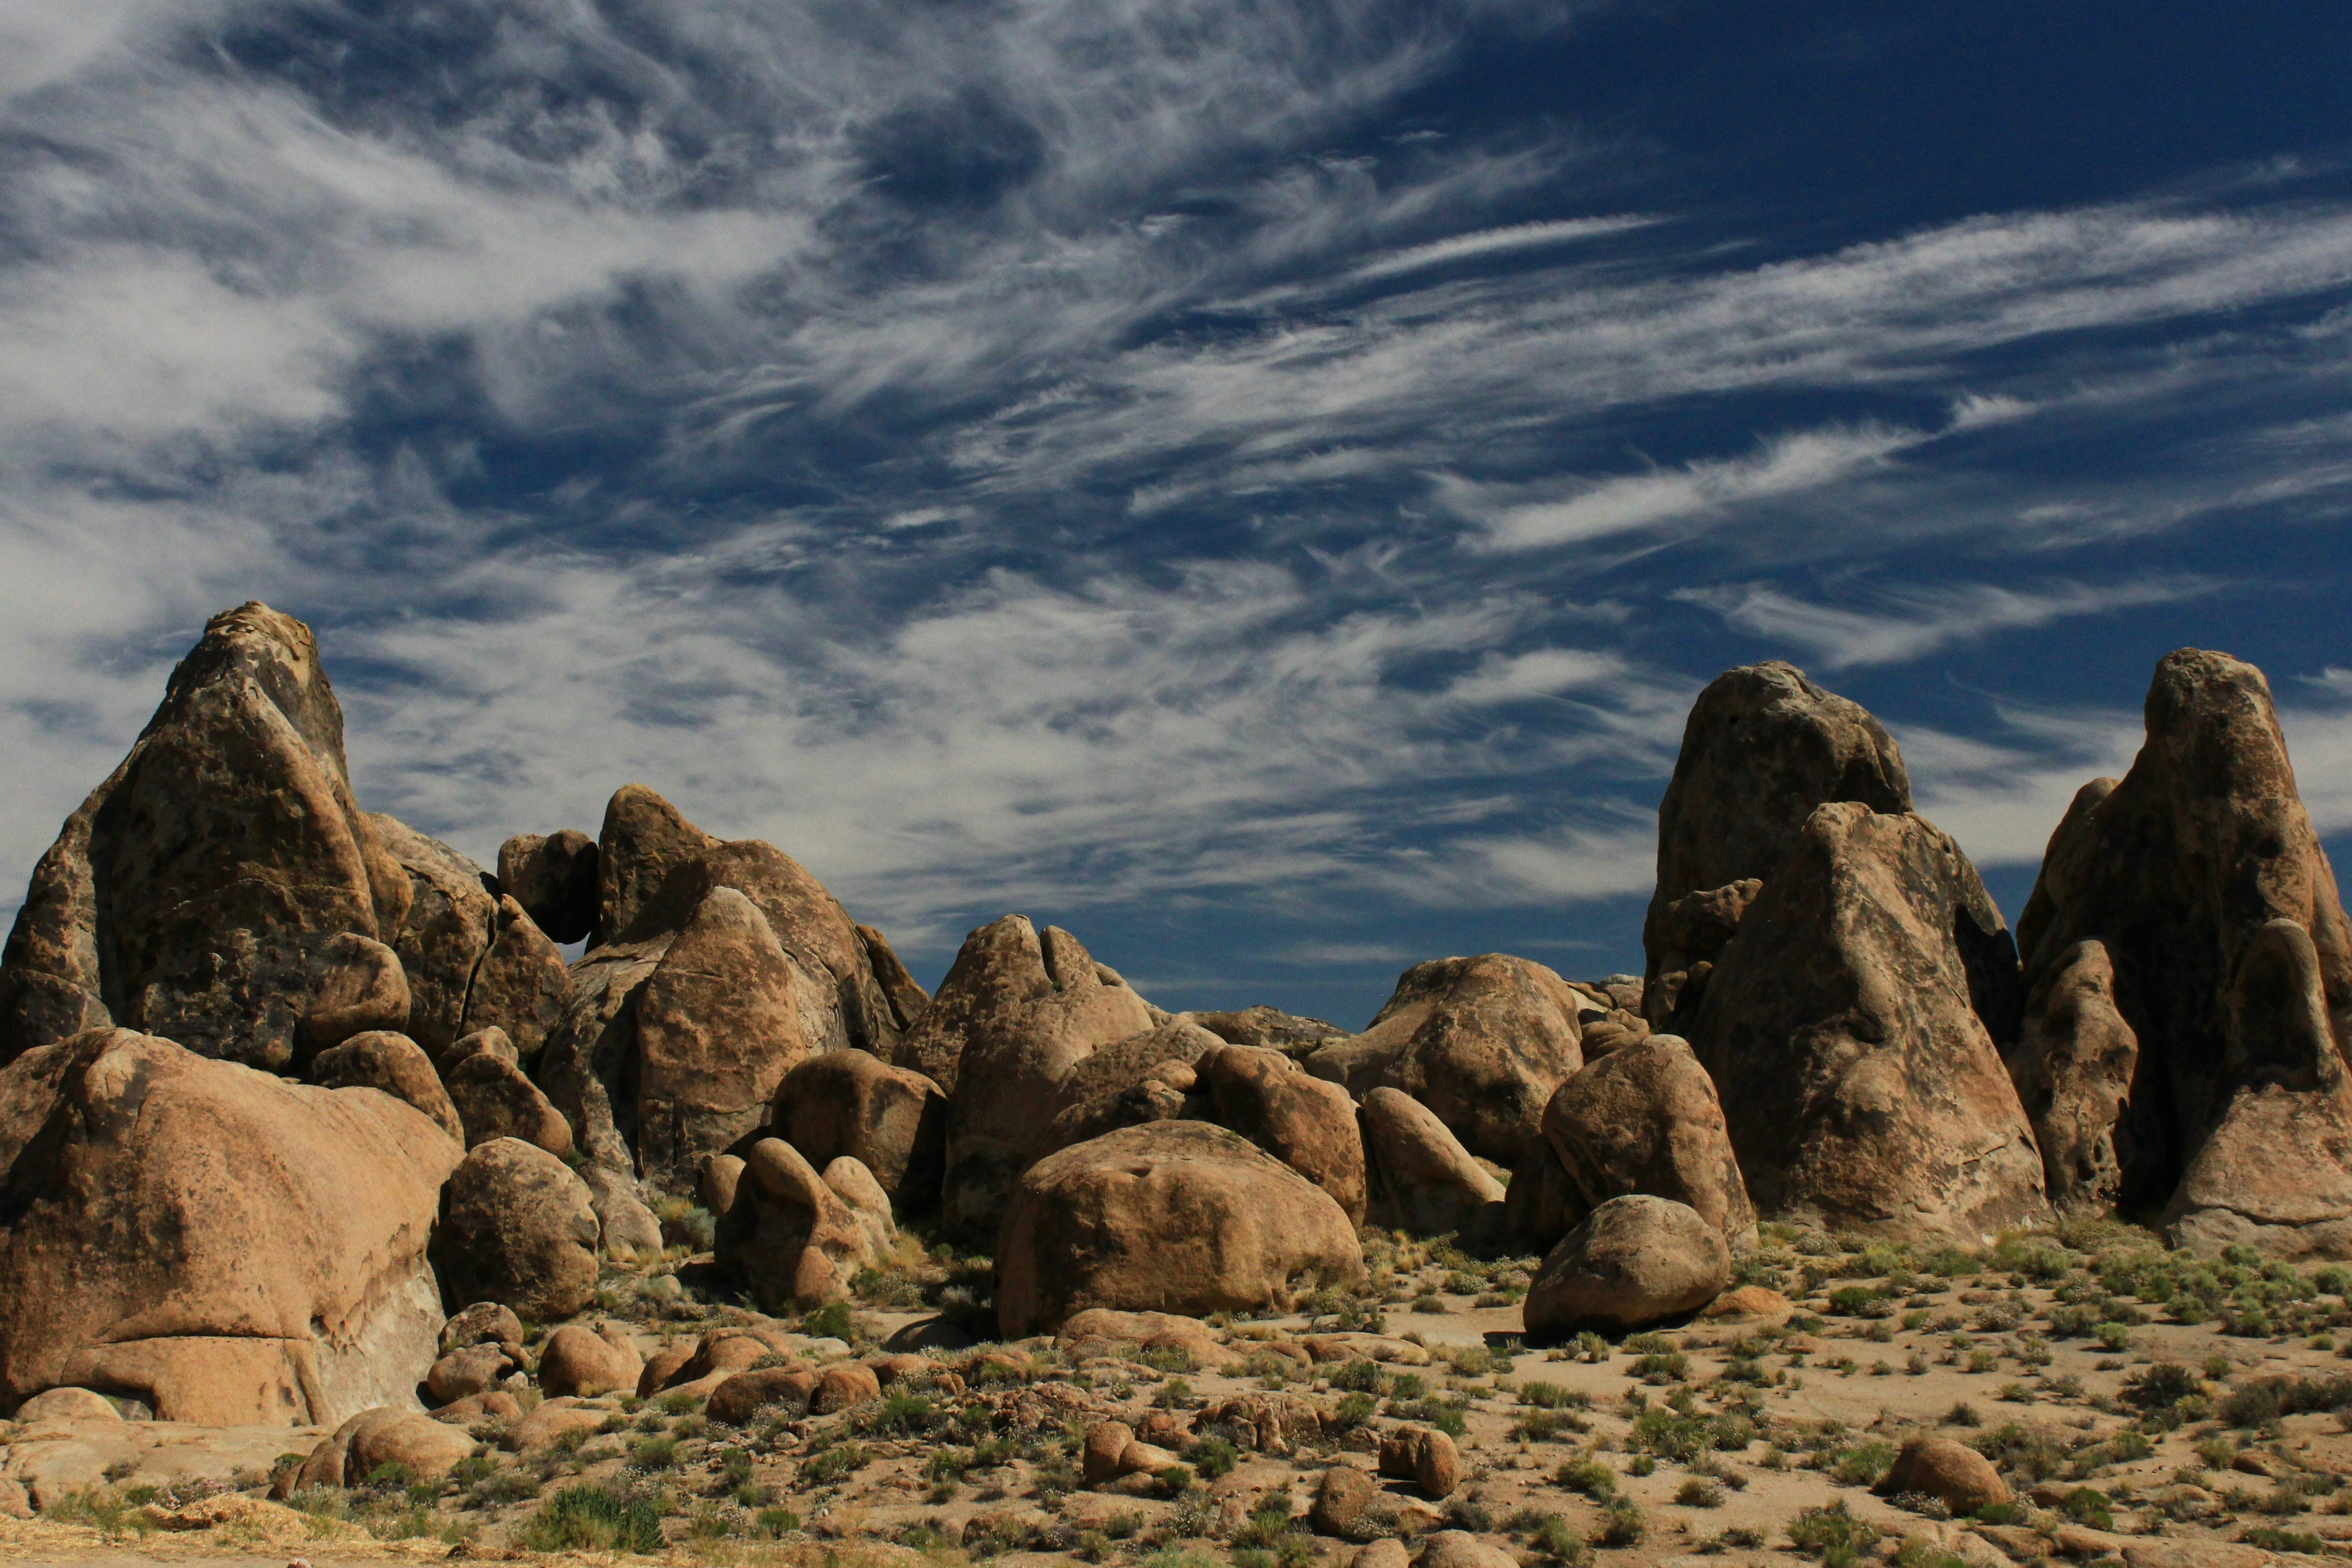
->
996 1121 1363 1338
364 813 495 1062
1523 1193 1729 1335
1881 1434 2010 1512
456 894 573 1067
1686 802 2048 1244
1540 1033 1755 1246
294 933 409 1062
918 916 1156 1232
1190 1006 1351 1057
498 829 599 945
434 1137 601 1322
774 1048 948 1208
2012 650 2352 1253
1200 1042 1368 1224
1500 1132 1579 1252
283 1406 473 1492
0 1027 459 1424
309 1028 462 1144
536 1324 643 1398
857 923 932 1035
1038 1018 1221 1154
1359 1086 1505 1238
0 603 411 1069
1642 662 1912 1031
633 886 823 1189
714 1136 880 1312
1303 954 1597 1166
445 1036 573 1156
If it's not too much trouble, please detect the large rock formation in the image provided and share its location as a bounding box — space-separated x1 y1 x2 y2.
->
0 605 412 1070
1684 802 2048 1243
1642 661 1912 1031
0 1028 460 1424
498 830 598 945
534 784 921 1202
713 1137 884 1312
772 1049 947 1208
1540 1034 1755 1247
1359 1087 1506 1238
911 916 1155 1233
1037 1018 1223 1154
1303 955 1599 1166
995 1121 1363 1338
1523 1194 1729 1336
2011 650 2352 1253
1199 1043 1367 1225
433 1138 601 1322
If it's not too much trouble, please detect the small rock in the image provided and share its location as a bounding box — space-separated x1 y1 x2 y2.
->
13 1386 121 1422
1417 1532 1518 1568
537 1324 643 1399
1309 1465 1373 1536
1881 1435 2011 1514
1083 1422 1136 1485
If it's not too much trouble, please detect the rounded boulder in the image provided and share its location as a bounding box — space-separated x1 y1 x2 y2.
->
1524 1193 1729 1336
434 1138 601 1321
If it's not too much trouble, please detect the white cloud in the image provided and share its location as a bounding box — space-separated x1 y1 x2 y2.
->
1348 215 1656 281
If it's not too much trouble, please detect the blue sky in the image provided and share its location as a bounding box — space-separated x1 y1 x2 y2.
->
2 0 2349 1025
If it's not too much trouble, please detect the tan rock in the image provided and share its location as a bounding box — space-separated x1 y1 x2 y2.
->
699 1152 747 1215
996 1121 1363 1338
502 1399 607 1454
424 1343 515 1404
775 1048 947 1206
1309 1463 1374 1535
1417 1532 1514 1568
1359 1087 1505 1237
1702 1285 1793 1321
919 916 1156 1231
1354 1541 1411 1568
1083 1420 1136 1485
823 1155 896 1255
310 1028 461 1143
706 1365 818 1425
1685 802 2050 1244
430 1390 523 1424
812 1360 881 1414
857 923 932 1033
633 885 826 1190
1038 1019 1222 1154
13 1387 120 1421
1639 660 1910 1033
537 1324 643 1399
295 934 411 1062
290 1406 474 1490
2009 938 2138 1216
1540 1034 1755 1245
1057 1309 1234 1371
581 1162 665 1261
434 1137 600 1321
498 830 599 945
446 1047 572 1156
1305 954 1594 1164
2119 1543 2274 1568
635 1341 696 1398
1524 1193 1730 1335
439 1301 522 1354
593 783 722 946
713 1136 879 1311
1201 1042 1368 1224
0 1027 459 1425
457 895 574 1066
1881 1434 2011 1513
1377 1426 1461 1498
1117 1439 1182 1475
364 813 499 1062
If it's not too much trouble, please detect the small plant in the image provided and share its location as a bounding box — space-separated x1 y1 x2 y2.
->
1788 1501 1876 1568
1530 1513 1589 1564
1945 1401 1980 1427
1676 1477 1725 1508
515 1486 665 1554
1189 1436 1240 1481
1591 1498 1646 1548
1554 1457 1617 1498
800 1301 855 1341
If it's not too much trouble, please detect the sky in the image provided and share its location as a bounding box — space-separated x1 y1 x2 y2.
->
2 0 2350 1026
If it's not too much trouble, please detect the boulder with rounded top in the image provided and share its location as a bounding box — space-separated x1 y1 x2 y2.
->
538 1324 644 1398
497 830 599 945
446 1045 572 1157
1540 1034 1754 1246
434 1138 601 1322
309 1029 461 1144
774 1047 947 1206
1524 1193 1729 1335
1359 1087 1505 1238
713 1136 880 1311
996 1121 1363 1338
1303 954 1597 1166
1200 1042 1367 1224
1038 1018 1221 1154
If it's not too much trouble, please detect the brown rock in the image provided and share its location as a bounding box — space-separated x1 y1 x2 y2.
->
1083 1420 1136 1485
537 1324 643 1398
698 1153 746 1215
706 1365 818 1425
1191 1006 1352 1056
291 1406 475 1490
0 1027 458 1425
1540 1034 1755 1245
2009 938 2139 1216
2013 651 2352 1255
0 1478 31 1519
1304 954 1595 1165
502 1399 607 1454
1359 1087 1505 1237
365 813 500 1062
581 1163 664 1261
1641 661 1911 1032
1702 1285 1794 1321
498 830 599 945
593 783 722 947
1355 1542 1411 1568
425 1343 515 1404
857 923 932 1033
440 1301 523 1354
1416 1532 1514 1568
296 933 411 1061
1685 802 2049 1244
0 603 411 1069
457 895 573 1067
1524 1193 1730 1335
310 1028 462 1143
2119 1544 2273 1568
774 1048 947 1206
636 1341 696 1398
823 1155 895 1255
1501 1132 1579 1253
918 916 1156 1231
1200 1042 1368 1223
1578 1008 1652 1059
14 1387 121 1421
1882 1435 2011 1513
812 1360 881 1414
633 886 825 1190
713 1136 879 1312
1377 1426 1461 1498
430 1390 524 1425
1057 1309 1234 1371
995 1120 1363 1338
446 1048 572 1157
434 1137 601 1321
1309 1464 1374 1535
1038 1019 1221 1154
1117 1440 1181 1475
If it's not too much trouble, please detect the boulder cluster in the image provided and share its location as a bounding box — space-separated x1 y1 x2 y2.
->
1 606 2347 1505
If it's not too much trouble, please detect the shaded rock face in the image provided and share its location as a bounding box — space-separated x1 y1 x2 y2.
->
1303 954 1598 1167
915 916 1155 1233
0 604 412 1070
1200 1043 1368 1225
535 784 914 1199
1189 1006 1350 1058
497 830 598 945
1358 1087 1505 1239
1523 1193 1729 1336
713 1137 881 1313
2011 650 2352 1254
1642 661 1912 1032
1686 802 2048 1244
444 1033 572 1158
434 1138 601 1322
1039 1019 1223 1155
995 1121 1364 1338
1540 1034 1756 1247
0 1029 460 1424
773 1049 947 1208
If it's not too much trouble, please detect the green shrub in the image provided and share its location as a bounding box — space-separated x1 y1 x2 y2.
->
1827 1286 1880 1316
800 1301 854 1341
1788 1501 1876 1568
1591 1499 1646 1548
1676 1478 1724 1508
1189 1436 1240 1480
1554 1457 1617 1498
1825 1440 1895 1486
515 1486 665 1554
2060 1489 2113 1530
